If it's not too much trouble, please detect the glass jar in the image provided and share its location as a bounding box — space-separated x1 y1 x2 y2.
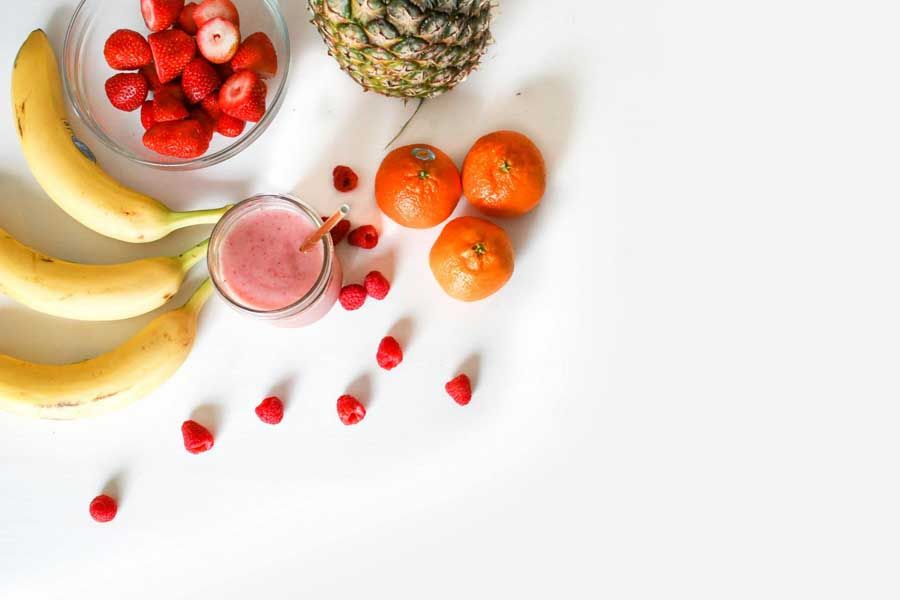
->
208 194 343 327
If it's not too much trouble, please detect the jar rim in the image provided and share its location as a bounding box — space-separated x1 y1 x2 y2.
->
207 194 334 320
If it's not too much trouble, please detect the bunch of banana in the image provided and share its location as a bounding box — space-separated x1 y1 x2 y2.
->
12 30 230 243
0 227 208 321
0 279 213 419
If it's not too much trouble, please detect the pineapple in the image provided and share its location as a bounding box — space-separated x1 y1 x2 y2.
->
308 0 494 99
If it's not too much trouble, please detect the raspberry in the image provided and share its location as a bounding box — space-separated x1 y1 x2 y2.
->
181 419 214 454
376 336 403 370
332 165 359 192
348 225 379 249
339 284 367 310
255 396 284 425
364 271 390 300
445 374 472 406
337 395 366 425
89 494 118 523
323 217 351 245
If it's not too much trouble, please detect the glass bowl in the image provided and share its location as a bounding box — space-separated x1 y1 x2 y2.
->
63 0 290 170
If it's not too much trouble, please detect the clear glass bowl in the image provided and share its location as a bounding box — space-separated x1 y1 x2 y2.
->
63 0 290 170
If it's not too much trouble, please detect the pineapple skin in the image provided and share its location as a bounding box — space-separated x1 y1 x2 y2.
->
308 0 494 99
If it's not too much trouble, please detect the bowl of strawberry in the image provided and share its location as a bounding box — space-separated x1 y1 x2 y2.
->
63 0 289 169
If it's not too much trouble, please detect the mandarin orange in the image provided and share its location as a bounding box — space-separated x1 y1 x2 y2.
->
429 216 515 302
462 130 546 217
375 144 462 229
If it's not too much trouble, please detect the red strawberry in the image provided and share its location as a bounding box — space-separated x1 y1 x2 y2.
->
141 0 186 33
215 61 234 80
181 57 220 104
143 120 210 158
105 73 148 112
190 108 216 143
215 113 245 137
152 84 188 122
103 30 151 70
148 29 196 84
140 100 156 130
141 63 164 91
219 70 267 122
193 0 240 29
230 32 277 78
196 18 240 64
177 2 200 34
200 94 222 118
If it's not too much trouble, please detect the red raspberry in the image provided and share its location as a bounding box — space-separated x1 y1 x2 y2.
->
337 395 366 425
89 494 118 523
255 396 284 424
376 336 403 370
348 225 379 249
181 419 214 454
339 284 367 310
445 374 472 406
323 217 351 245
332 165 359 192
364 271 390 300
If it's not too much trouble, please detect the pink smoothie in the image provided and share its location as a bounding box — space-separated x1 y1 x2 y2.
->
218 208 339 317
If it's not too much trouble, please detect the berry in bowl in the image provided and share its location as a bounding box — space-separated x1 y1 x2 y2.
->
64 0 289 169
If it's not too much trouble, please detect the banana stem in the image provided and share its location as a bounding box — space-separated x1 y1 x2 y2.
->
183 279 214 316
176 238 210 271
167 205 233 231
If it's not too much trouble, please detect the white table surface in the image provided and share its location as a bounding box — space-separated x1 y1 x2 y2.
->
2 1 899 598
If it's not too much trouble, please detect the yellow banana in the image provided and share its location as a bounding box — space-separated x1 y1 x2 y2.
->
11 30 230 243
0 279 213 419
0 227 207 320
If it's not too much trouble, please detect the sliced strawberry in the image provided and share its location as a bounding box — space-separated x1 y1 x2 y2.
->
215 61 234 81
148 29 196 84
181 57 220 104
177 2 200 34
153 84 189 122
200 94 222 119
103 30 151 70
193 0 240 29
105 73 148 112
196 17 240 64
141 63 164 91
230 32 277 79
215 113 245 137
140 100 156 130
143 119 210 158
141 0 186 33
190 108 216 143
219 70 266 122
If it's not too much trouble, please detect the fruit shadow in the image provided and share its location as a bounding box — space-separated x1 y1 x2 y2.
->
190 403 223 436
101 469 127 507
454 351 482 390
345 372 373 409
268 373 299 411
388 315 416 349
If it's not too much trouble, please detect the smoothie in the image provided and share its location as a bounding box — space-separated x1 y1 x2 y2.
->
212 196 342 326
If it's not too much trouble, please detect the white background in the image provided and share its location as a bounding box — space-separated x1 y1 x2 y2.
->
1 0 898 598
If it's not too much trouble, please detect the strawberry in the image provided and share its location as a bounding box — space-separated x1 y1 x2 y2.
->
196 17 240 64
230 32 277 78
193 0 240 29
152 84 189 122
215 113 245 137
177 2 200 34
215 61 234 80
219 70 267 122
141 0 186 33
190 108 216 143
105 73 148 112
200 94 221 118
143 119 210 158
103 30 151 70
141 63 164 91
181 57 220 104
148 29 196 84
140 100 156 130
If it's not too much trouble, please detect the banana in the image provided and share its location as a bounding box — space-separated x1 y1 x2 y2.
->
0 227 207 320
0 279 214 419
11 30 230 243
